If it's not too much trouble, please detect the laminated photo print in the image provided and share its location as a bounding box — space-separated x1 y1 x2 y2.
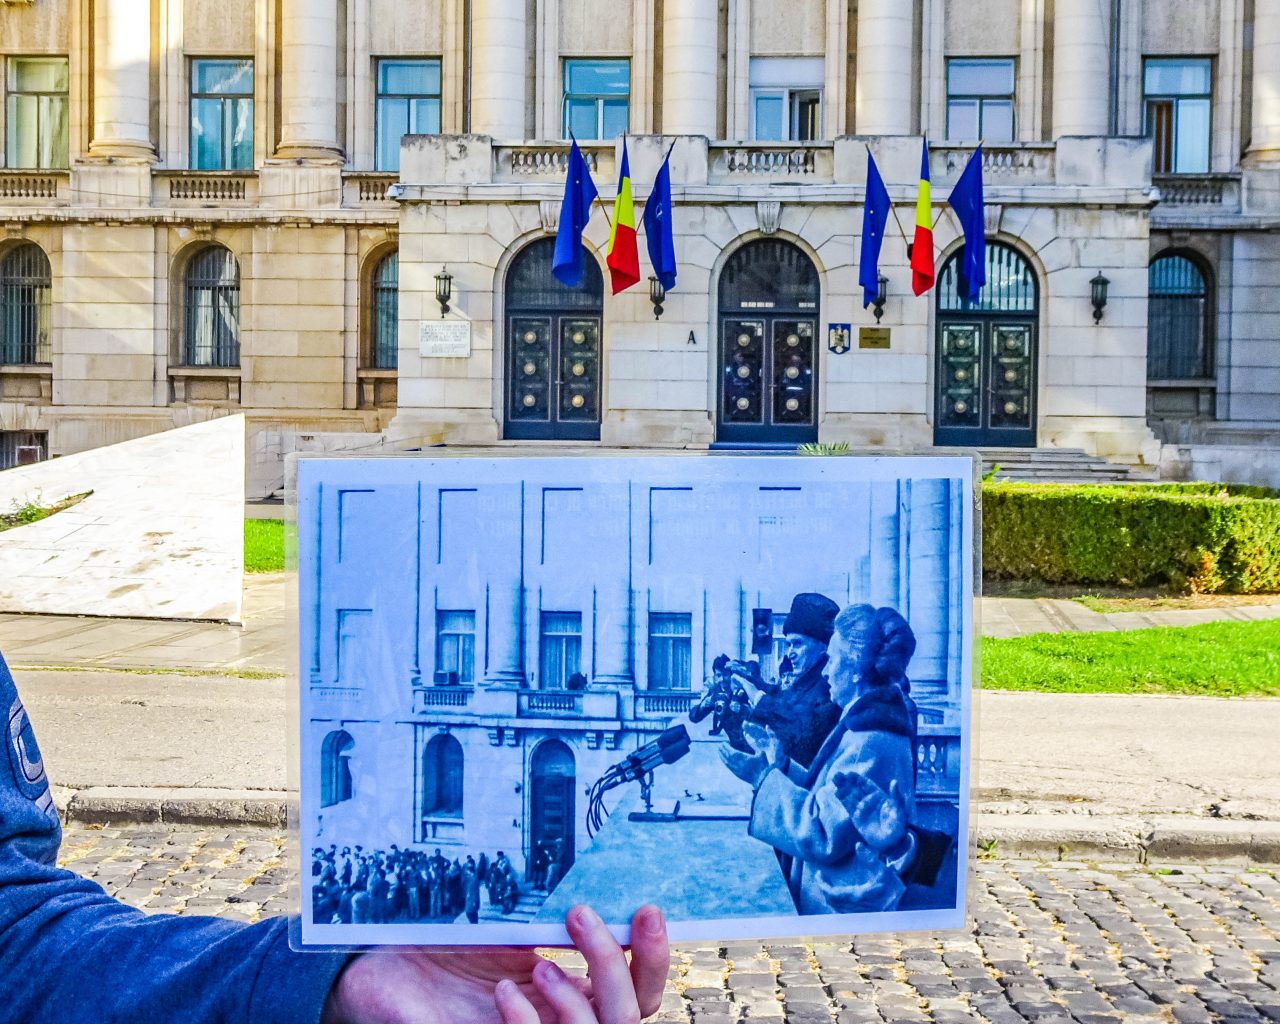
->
296 455 975 947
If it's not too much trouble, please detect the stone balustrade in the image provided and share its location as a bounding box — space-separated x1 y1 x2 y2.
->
0 170 68 203
343 172 398 205
158 171 257 205
1153 173 1242 210
396 135 1149 195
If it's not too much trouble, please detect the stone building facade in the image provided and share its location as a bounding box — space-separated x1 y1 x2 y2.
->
1 0 1278 487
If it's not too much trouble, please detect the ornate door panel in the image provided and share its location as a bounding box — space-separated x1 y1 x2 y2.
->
506 314 603 440
934 319 1037 447
717 316 818 443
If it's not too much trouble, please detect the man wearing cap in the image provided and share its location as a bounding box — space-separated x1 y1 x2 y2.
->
746 592 842 771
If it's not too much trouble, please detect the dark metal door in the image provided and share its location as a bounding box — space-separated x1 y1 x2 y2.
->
504 237 604 441
529 741 576 882
718 316 818 443
507 314 602 440
934 317 1036 447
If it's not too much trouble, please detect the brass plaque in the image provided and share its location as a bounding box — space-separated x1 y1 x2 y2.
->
859 327 891 350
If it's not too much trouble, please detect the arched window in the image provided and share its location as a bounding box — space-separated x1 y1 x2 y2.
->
938 240 1037 313
321 730 355 808
367 249 398 369
182 245 240 367
1148 253 1212 380
422 733 463 817
0 243 52 365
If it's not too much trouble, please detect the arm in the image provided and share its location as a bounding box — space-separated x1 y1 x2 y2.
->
0 652 349 1024
747 763 862 867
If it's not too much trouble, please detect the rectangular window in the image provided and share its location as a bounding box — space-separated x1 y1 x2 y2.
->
190 58 254 170
647 613 693 690
539 611 582 690
1144 58 1211 174
0 430 47 470
749 57 824 141
434 610 475 684
375 59 442 171
5 57 69 169
946 58 1015 142
562 59 629 140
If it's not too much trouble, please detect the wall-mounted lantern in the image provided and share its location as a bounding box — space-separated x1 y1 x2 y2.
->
649 275 666 320
873 274 889 324
1090 271 1110 324
435 267 453 318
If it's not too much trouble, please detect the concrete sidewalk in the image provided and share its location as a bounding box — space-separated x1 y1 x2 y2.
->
1 574 1277 676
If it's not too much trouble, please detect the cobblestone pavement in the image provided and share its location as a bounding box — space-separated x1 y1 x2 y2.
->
57 823 1280 1023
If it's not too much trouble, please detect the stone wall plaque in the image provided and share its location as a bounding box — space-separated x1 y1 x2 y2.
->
419 320 472 358
859 327 891 350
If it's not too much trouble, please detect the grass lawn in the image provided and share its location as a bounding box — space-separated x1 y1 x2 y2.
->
983 618 1280 697
245 519 285 573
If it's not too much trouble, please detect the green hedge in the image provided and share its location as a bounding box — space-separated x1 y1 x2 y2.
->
982 482 1280 593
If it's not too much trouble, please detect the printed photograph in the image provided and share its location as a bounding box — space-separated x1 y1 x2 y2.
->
297 455 974 946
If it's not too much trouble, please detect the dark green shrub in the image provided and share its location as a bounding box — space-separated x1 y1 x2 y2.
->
982 482 1280 593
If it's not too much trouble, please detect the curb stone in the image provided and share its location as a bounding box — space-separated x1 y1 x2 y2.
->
51 790 1280 865
57 787 290 828
972 811 1280 866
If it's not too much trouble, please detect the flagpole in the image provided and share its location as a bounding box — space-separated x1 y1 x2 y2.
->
864 143 912 247
933 139 983 231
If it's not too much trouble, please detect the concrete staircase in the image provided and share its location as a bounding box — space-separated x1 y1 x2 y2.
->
473 890 547 925
979 448 1160 484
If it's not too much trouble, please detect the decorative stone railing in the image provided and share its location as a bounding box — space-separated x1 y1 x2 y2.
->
636 691 697 717
414 686 473 713
159 172 256 205
519 690 583 715
709 143 834 183
1153 173 1242 211
915 725 961 801
931 143 1056 186
344 172 398 205
496 143 614 184
0 170 67 202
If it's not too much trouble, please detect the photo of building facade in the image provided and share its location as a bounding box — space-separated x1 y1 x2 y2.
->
298 455 973 942
2 0 1278 489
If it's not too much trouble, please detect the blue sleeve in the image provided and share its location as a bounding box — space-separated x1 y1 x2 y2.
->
0 650 352 1024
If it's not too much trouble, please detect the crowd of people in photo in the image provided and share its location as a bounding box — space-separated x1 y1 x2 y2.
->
310 838 574 926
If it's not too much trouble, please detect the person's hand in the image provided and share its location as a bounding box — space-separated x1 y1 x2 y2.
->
742 723 783 766
727 659 765 695
833 773 908 852
321 903 669 1024
718 744 769 787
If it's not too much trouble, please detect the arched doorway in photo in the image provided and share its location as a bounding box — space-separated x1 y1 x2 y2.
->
716 239 821 445
528 739 576 888
934 241 1039 447
504 237 604 440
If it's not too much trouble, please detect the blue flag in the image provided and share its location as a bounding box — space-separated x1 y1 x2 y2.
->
859 149 891 309
643 146 677 291
552 139 600 287
947 145 986 303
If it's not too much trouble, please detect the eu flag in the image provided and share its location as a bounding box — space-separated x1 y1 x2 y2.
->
947 145 986 303
859 149 891 309
552 139 600 287
643 146 677 291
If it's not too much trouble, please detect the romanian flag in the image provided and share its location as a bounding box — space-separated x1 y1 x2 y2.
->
606 140 641 294
910 140 936 296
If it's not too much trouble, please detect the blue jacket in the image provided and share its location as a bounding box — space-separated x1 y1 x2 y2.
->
0 650 351 1022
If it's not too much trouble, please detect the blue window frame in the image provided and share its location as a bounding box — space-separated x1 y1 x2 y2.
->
1144 58 1211 174
647 613 693 690
562 60 629 140
375 59 442 171
539 612 582 690
434 609 475 684
190 59 254 170
946 58 1015 142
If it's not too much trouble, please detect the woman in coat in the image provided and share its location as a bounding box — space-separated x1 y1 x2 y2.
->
720 602 919 915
